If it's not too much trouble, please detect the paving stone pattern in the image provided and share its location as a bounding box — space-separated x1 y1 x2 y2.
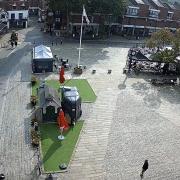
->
1 28 180 180
0 49 37 180
55 46 180 180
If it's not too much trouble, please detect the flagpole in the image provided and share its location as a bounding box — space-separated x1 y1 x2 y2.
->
77 8 84 68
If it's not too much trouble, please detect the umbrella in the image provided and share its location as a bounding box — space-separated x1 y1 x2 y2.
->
57 109 69 130
59 66 65 84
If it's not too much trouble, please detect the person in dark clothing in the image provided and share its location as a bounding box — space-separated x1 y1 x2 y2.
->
140 160 149 179
11 41 14 48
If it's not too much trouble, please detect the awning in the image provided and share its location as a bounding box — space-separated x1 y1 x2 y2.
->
33 45 53 59
71 23 99 26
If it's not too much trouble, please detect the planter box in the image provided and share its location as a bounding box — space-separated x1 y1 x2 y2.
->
74 67 83 75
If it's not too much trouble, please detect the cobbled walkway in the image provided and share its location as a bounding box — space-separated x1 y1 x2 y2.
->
48 47 129 180
0 47 37 180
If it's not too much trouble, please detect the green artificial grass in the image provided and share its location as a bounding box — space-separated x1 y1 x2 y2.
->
32 81 40 96
32 79 96 102
47 79 96 102
40 121 84 172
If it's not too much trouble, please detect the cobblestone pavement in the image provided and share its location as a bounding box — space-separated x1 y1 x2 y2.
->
47 44 180 180
0 43 38 180
1 20 180 180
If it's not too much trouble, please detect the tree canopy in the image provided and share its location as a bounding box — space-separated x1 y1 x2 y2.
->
153 49 176 63
47 0 126 16
146 28 173 48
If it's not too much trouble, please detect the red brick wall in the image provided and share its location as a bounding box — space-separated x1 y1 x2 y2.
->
138 4 149 17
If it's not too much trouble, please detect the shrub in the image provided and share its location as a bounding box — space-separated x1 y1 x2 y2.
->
31 75 37 86
30 95 37 106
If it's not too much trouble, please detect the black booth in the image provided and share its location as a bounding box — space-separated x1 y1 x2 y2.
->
60 86 82 124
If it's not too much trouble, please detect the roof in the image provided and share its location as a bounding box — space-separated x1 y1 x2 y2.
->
142 0 157 9
151 0 165 7
174 2 180 10
33 45 53 59
0 22 7 32
39 84 61 109
134 0 145 4
127 0 138 6
61 86 81 104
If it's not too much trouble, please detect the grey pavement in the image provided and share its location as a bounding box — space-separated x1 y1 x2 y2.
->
1 18 180 180
0 43 38 180
49 44 180 180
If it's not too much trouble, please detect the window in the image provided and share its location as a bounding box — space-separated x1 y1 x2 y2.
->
167 12 173 20
19 13 23 19
127 7 139 16
12 5 16 10
55 18 61 22
1 14 5 19
11 13 15 19
149 9 159 18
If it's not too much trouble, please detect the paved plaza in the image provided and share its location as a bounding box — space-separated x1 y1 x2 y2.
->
0 22 180 180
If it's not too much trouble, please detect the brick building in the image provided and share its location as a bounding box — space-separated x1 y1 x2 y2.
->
28 0 47 22
0 0 47 29
122 0 180 37
0 0 29 28
0 8 8 34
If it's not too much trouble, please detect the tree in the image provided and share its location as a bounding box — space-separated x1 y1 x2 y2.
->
47 0 126 21
153 49 176 63
146 38 157 49
86 0 126 16
172 28 180 55
146 28 173 48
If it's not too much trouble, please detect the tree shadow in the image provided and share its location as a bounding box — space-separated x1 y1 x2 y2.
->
131 76 180 110
131 81 162 109
156 85 180 105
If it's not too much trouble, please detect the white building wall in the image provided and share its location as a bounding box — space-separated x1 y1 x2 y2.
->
7 10 29 20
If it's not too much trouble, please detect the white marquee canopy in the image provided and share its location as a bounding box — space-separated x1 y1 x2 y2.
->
33 45 53 59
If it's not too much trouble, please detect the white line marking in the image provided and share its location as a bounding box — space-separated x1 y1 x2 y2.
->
7 48 16 57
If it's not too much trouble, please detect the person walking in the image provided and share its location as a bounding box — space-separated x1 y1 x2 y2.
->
140 160 149 179
11 41 14 48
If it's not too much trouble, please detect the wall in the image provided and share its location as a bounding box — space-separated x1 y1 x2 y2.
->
7 10 28 20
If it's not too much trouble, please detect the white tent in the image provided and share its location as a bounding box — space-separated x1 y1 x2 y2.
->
33 45 53 59
32 45 54 73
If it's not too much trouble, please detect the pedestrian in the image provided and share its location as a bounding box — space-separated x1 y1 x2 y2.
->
140 160 149 179
11 41 14 48
61 40 63 45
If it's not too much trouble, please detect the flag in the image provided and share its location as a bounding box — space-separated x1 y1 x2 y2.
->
83 6 90 24
57 109 69 131
59 66 65 84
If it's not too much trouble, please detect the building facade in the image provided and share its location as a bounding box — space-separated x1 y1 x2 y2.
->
0 8 8 34
44 0 180 37
122 0 180 37
0 0 29 28
0 0 47 29
28 0 47 22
